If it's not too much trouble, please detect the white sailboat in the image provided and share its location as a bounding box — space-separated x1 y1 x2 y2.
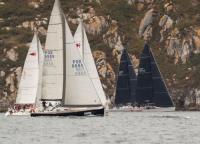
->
5 32 43 116
73 20 107 107
64 18 102 107
31 0 105 116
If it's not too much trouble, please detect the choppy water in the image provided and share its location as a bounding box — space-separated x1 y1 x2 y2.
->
0 112 199 144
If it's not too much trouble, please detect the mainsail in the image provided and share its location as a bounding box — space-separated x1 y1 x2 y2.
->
16 33 40 104
41 0 64 101
136 44 173 107
64 19 102 107
73 21 107 107
115 49 137 105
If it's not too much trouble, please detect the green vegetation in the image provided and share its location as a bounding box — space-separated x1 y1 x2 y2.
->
0 1 38 27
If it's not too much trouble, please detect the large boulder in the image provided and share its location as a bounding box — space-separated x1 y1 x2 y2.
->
193 27 200 53
85 16 108 35
139 8 157 40
159 15 173 42
68 7 108 35
103 20 124 52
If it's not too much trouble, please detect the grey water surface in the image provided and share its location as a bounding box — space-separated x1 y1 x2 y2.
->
0 112 199 144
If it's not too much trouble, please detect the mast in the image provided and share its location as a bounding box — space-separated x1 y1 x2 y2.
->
61 12 66 105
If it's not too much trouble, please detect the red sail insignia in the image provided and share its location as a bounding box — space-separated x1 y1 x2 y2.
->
30 52 36 56
76 43 80 48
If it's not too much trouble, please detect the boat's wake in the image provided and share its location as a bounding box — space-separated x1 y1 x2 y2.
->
151 115 190 119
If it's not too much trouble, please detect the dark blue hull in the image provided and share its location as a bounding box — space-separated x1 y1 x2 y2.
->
31 108 104 117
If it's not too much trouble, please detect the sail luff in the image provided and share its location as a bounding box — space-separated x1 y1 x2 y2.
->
35 33 44 107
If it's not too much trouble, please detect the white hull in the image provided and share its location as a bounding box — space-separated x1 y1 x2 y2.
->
31 106 104 117
109 107 175 112
42 106 104 112
5 111 31 117
109 106 143 112
142 107 175 112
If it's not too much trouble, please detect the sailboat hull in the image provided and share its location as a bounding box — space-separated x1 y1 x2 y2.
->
142 107 175 112
5 111 31 116
109 107 175 112
30 107 104 117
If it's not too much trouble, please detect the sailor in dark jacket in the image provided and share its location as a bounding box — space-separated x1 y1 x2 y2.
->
42 101 47 111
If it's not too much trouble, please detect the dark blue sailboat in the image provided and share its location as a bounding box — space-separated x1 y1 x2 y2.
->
115 49 137 106
136 44 173 107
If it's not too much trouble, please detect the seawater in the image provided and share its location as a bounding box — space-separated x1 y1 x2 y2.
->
0 112 199 144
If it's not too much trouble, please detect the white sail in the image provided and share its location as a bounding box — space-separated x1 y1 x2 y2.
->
16 33 39 104
35 34 44 106
73 22 107 107
64 18 102 106
41 0 64 100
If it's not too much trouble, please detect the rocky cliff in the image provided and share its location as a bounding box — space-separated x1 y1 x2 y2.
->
1 0 200 111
